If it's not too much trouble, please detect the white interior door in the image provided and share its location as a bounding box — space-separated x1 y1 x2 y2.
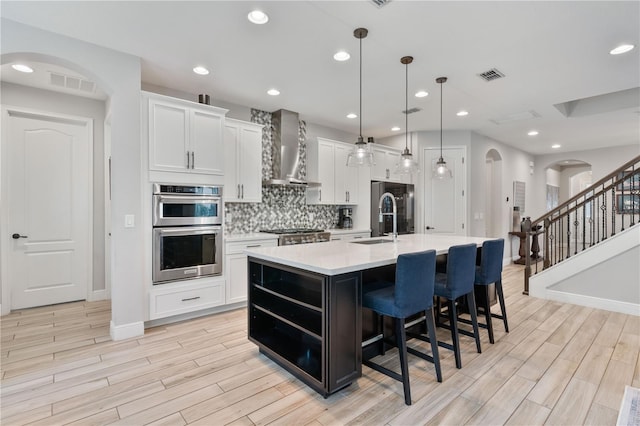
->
423 147 466 235
5 109 91 309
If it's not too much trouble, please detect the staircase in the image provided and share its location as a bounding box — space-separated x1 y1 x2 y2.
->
524 155 640 315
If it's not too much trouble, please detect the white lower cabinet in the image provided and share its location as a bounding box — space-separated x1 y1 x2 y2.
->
225 237 278 304
149 276 225 320
329 230 371 241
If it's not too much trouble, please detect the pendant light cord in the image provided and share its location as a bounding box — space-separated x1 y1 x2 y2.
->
405 61 408 151
440 80 443 158
359 36 363 140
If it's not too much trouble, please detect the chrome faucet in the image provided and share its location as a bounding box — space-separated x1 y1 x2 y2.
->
378 192 398 241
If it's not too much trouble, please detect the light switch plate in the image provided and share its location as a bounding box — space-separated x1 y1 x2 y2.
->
124 214 135 228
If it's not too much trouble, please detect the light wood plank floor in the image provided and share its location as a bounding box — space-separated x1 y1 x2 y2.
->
2 264 638 425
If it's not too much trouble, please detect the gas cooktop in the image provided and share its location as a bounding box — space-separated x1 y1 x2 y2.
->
260 228 324 235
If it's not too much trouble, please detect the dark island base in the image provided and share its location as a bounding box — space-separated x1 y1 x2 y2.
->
248 257 361 397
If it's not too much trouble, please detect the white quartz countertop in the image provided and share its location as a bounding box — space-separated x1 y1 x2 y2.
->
245 234 489 276
224 232 279 243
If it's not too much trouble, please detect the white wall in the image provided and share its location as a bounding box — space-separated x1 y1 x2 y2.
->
560 165 591 203
550 245 640 303
1 82 107 292
2 18 144 339
546 168 561 187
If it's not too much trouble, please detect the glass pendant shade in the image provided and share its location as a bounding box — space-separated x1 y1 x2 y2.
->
346 136 374 166
395 56 419 175
433 76 452 179
433 156 452 179
396 148 420 174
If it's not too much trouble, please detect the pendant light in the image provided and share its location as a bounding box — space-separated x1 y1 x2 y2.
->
395 56 420 174
433 76 452 179
346 27 374 167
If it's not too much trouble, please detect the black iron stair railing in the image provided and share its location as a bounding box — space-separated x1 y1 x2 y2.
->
523 155 640 294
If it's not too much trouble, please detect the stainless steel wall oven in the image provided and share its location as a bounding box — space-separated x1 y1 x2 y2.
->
152 184 223 284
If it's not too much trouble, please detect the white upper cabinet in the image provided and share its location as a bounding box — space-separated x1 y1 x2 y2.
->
371 145 412 184
333 144 358 204
146 92 227 176
307 138 357 205
224 118 264 203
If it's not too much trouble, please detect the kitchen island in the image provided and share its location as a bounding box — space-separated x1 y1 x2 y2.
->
245 234 489 397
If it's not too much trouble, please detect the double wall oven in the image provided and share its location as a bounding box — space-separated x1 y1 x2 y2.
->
152 184 223 284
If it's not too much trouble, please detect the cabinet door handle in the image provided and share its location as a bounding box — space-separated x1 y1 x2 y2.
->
191 151 195 169
181 296 201 302
241 184 244 199
186 151 190 169
319 189 322 202
386 168 390 179
246 244 262 248
353 236 363 239
237 184 240 199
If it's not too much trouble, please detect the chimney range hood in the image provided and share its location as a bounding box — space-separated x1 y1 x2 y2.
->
263 109 319 187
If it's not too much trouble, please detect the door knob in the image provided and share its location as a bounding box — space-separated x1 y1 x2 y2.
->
12 233 28 239
425 226 436 230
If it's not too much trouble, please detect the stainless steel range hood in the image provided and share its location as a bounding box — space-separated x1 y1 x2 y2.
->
263 109 319 187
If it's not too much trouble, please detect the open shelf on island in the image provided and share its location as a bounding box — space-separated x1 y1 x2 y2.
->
248 257 362 397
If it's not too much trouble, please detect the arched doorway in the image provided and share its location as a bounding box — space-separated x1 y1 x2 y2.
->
485 149 503 237
544 159 592 209
1 54 110 310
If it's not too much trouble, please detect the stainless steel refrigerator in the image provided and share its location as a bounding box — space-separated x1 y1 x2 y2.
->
371 181 415 237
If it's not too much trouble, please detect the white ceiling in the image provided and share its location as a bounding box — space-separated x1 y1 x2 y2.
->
2 1 639 155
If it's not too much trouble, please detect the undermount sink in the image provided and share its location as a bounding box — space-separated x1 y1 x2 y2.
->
350 238 395 245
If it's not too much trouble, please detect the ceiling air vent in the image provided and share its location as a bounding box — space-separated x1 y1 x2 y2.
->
478 68 505 82
370 0 392 8
49 71 96 94
402 107 422 114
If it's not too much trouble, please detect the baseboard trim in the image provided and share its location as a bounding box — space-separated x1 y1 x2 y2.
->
88 289 109 302
546 289 640 316
110 320 144 341
144 302 246 329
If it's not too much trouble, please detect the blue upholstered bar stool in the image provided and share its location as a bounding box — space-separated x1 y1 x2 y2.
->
434 243 482 369
475 238 508 343
362 250 442 406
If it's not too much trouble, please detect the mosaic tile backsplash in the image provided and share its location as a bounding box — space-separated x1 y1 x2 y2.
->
225 109 338 233
225 186 339 233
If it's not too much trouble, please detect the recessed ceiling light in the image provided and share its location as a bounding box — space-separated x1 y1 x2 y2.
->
12 64 33 73
414 91 428 98
333 51 350 61
528 130 539 136
193 66 209 75
248 10 269 25
391 126 401 131
267 88 280 96
552 144 561 149
610 44 635 55
456 110 469 117
346 113 357 119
